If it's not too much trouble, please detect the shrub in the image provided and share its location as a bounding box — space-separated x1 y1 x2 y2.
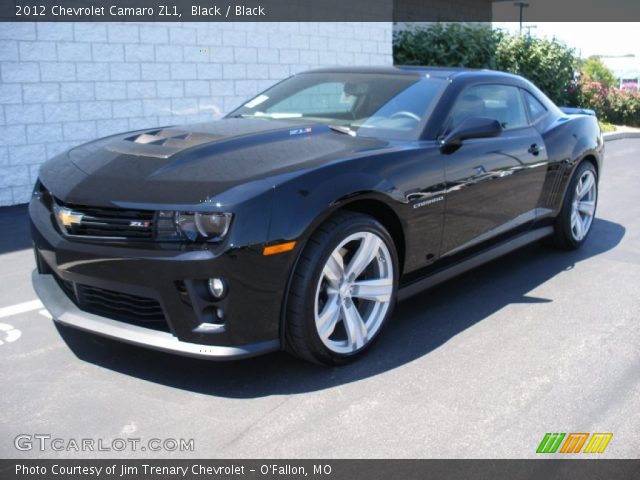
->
393 23 502 69
579 81 640 127
393 23 577 105
607 89 640 126
494 34 577 105
578 81 607 115
392 23 640 126
580 56 617 89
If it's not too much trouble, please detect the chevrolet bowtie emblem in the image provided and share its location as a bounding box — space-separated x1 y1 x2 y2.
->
55 206 83 228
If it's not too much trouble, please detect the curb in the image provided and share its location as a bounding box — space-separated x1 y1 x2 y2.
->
603 131 640 142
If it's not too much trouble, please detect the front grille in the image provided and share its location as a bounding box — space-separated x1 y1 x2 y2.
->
53 272 169 332
76 284 168 331
55 200 155 240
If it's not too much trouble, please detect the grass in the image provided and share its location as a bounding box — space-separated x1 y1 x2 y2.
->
599 121 617 133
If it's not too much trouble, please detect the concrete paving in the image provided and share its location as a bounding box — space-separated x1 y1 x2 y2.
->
0 140 638 459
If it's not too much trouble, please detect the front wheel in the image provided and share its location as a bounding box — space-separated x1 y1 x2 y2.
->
285 212 398 365
554 161 598 250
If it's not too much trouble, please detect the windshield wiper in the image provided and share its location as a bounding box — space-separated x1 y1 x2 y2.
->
229 112 304 120
328 125 357 137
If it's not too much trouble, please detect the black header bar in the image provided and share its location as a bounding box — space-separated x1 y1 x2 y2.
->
1 0 640 22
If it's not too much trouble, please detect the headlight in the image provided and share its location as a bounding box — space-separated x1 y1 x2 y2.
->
157 211 233 242
176 212 232 241
195 212 232 239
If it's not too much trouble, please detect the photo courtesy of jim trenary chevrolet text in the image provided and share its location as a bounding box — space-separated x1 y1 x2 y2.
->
0 0 639 479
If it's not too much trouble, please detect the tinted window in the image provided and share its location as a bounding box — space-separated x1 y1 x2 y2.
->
523 90 547 123
267 82 356 115
450 84 528 131
229 72 446 140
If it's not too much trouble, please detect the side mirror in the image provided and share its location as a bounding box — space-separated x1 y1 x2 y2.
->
441 117 503 151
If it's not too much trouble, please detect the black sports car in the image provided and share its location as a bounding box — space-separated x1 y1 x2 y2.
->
30 67 603 365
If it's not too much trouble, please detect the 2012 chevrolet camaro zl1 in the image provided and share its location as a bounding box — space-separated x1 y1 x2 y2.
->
30 67 603 365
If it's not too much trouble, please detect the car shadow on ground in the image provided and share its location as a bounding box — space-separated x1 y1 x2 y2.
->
0 205 31 255
56 217 625 398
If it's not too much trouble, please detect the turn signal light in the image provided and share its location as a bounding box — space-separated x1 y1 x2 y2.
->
263 241 296 256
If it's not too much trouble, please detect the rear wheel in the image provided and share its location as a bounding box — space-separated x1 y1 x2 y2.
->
554 161 598 250
285 212 398 365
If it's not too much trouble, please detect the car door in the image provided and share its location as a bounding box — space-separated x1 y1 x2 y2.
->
440 83 549 256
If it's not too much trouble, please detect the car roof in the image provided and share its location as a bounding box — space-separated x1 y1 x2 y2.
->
301 65 523 82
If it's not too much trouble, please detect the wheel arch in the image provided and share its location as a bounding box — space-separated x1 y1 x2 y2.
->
277 192 407 345
336 197 406 274
544 113 603 215
566 149 601 194
292 192 407 276
580 153 599 178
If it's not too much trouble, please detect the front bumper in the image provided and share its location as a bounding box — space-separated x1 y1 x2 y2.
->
29 194 292 360
33 271 279 359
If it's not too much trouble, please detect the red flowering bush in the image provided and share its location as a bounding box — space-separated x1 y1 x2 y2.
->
606 89 640 126
577 77 640 127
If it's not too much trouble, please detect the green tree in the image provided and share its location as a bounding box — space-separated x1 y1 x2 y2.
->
494 34 577 105
580 56 617 88
393 23 502 69
393 24 578 105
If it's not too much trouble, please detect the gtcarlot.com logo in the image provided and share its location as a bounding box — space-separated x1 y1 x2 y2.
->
14 434 195 453
536 432 612 454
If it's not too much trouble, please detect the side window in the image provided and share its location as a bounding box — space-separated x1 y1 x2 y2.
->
265 82 355 115
449 84 528 131
523 90 547 123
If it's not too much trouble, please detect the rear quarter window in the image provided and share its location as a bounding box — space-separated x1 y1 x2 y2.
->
523 90 548 123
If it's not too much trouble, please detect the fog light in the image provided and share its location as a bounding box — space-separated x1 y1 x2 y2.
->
216 308 225 321
208 278 226 299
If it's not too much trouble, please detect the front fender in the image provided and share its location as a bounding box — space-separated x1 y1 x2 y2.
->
267 165 401 245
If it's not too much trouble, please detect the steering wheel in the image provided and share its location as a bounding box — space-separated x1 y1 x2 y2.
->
390 111 421 122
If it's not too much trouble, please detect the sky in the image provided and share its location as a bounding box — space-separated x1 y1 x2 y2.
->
493 22 639 59
492 22 640 79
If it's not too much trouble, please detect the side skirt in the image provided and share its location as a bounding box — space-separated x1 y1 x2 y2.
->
398 226 554 301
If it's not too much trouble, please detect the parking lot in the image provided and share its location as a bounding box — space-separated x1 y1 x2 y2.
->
1 138 638 459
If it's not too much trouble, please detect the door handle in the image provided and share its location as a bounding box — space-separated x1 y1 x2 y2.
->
528 144 541 155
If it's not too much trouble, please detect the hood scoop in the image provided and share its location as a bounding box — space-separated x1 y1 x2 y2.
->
105 128 223 159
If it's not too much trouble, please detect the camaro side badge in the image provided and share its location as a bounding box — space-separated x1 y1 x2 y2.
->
413 196 444 209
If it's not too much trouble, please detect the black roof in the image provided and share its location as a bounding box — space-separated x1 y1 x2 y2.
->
303 65 521 81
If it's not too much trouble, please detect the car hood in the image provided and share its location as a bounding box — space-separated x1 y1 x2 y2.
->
39 118 388 207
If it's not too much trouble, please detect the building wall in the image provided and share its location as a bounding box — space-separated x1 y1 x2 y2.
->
0 22 393 206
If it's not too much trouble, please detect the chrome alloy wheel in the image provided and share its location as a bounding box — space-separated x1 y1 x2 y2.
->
570 169 597 241
314 231 394 354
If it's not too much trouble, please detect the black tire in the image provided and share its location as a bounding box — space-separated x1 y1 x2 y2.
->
285 211 399 365
553 161 598 250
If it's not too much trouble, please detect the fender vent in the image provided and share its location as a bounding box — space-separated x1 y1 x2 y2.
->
546 161 568 208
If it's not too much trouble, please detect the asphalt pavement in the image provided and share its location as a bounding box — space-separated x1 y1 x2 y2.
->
0 139 638 459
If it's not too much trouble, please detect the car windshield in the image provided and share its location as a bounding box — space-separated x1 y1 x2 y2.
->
228 72 446 140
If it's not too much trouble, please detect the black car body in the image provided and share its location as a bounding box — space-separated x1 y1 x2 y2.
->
30 67 603 364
